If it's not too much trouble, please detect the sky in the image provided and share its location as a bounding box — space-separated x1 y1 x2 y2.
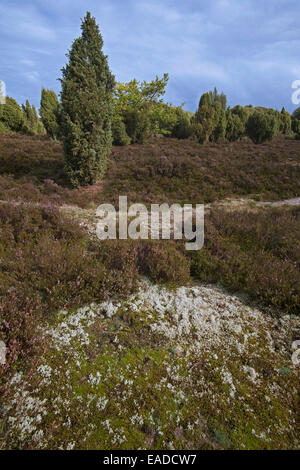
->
0 0 300 113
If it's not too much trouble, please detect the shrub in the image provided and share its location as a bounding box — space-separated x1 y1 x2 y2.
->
0 294 46 394
60 12 115 186
112 117 130 146
22 100 45 135
0 121 12 134
40 89 61 140
292 118 300 136
138 240 190 284
246 110 278 144
0 97 24 132
292 106 300 120
279 107 291 134
172 109 193 139
211 87 227 109
193 104 215 143
226 111 244 141
190 207 300 314
199 92 212 107
211 101 226 142
149 102 178 136
124 107 151 144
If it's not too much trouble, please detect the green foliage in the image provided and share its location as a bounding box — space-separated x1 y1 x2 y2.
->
0 121 12 134
246 110 278 144
40 89 61 140
193 104 215 143
111 116 130 146
292 118 300 135
123 107 151 144
292 106 300 120
279 107 291 134
211 101 226 142
60 12 115 187
195 88 227 143
172 108 193 139
199 92 212 107
226 110 244 142
114 74 169 115
211 87 227 109
231 105 252 130
231 106 254 139
114 74 169 142
0 97 24 132
22 100 45 136
149 102 178 136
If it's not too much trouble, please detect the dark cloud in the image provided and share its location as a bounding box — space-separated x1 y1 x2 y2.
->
0 0 299 112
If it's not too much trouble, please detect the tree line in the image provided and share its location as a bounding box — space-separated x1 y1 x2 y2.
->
1 11 300 187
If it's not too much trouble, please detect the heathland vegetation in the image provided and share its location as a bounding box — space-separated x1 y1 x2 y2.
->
1 13 300 186
0 12 299 450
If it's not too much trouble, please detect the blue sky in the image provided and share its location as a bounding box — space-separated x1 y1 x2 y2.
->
1 0 299 112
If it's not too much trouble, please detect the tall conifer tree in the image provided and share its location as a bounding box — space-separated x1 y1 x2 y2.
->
40 89 60 140
60 12 115 186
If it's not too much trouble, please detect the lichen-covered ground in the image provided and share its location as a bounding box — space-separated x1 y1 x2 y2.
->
0 133 299 449
2 278 299 450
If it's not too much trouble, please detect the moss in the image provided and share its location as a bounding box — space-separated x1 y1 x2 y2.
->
2 289 298 450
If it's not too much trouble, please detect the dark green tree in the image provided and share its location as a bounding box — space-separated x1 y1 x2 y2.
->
231 105 252 135
246 110 278 144
0 97 24 132
60 12 115 186
111 116 130 146
279 107 291 134
40 89 61 140
193 104 215 144
199 92 212 108
123 107 151 144
292 118 300 133
292 106 300 120
172 109 193 139
226 110 244 142
211 101 226 142
22 100 45 135
211 87 227 109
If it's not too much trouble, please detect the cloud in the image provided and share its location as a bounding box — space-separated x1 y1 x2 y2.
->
0 3 56 41
0 0 299 112
23 71 40 84
20 59 36 67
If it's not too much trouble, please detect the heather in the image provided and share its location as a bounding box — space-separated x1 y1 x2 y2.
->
0 133 299 449
1 133 300 209
0 203 138 406
0 133 299 317
190 206 300 314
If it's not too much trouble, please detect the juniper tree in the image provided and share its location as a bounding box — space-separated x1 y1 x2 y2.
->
60 12 115 186
0 97 24 132
198 92 212 107
22 100 44 135
226 110 244 142
172 109 193 139
246 110 278 144
40 89 61 140
211 101 226 142
193 104 215 144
